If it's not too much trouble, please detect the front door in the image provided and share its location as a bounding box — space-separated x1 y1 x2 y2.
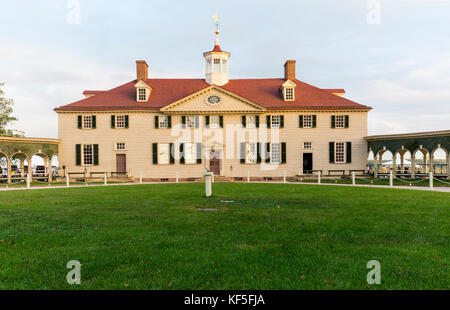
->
209 150 221 175
303 153 313 174
116 154 126 173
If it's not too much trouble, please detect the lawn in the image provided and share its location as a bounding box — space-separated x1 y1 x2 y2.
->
0 183 448 290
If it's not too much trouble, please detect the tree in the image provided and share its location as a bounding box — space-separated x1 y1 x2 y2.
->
0 83 24 137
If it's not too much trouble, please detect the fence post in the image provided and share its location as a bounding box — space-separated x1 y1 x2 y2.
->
176 171 179 183
247 171 250 183
318 171 321 184
27 173 31 189
429 172 433 190
352 171 356 186
283 170 286 183
139 171 143 184
66 174 69 187
389 170 393 187
104 172 107 186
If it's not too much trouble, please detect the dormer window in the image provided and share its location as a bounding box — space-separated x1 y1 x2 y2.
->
284 87 294 101
138 88 147 101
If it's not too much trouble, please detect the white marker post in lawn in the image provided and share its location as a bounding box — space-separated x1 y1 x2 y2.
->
66 174 70 187
139 171 143 184
26 173 31 189
104 172 107 185
429 172 433 190
389 171 393 187
204 171 213 197
352 171 356 186
318 171 321 184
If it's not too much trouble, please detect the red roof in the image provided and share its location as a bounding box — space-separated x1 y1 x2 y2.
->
54 78 371 111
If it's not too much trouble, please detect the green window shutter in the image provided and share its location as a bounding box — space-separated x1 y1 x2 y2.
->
92 115 96 129
75 144 81 166
331 115 336 128
312 115 317 128
266 115 271 128
125 115 129 128
299 115 303 128
111 115 115 128
168 116 172 128
240 143 246 164
281 142 286 163
181 116 186 128
154 116 159 129
255 116 260 128
219 116 223 128
346 142 352 163
205 116 210 128
77 115 82 129
170 143 175 164
257 142 261 163
345 115 349 128
265 143 270 163
329 142 335 163
93 144 99 166
196 143 202 164
179 143 185 164
195 116 199 128
241 115 246 128
152 143 158 164
280 115 284 128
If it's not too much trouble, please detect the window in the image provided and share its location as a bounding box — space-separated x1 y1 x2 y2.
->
284 87 294 101
185 143 197 164
159 116 168 128
209 116 220 128
246 143 257 164
83 145 93 165
303 115 313 128
116 115 126 128
247 115 256 128
158 144 170 164
271 143 281 163
138 88 147 101
207 59 212 73
271 115 280 128
213 59 221 72
186 116 197 128
335 142 345 163
115 143 126 150
335 115 345 128
222 59 228 72
304 142 312 149
83 116 92 129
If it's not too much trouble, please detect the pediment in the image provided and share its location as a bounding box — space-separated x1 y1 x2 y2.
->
160 85 265 113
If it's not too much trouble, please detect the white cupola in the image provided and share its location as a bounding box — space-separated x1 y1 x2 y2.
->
203 18 230 86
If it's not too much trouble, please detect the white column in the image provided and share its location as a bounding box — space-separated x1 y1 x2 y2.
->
447 153 450 179
389 170 393 187
429 172 433 190
205 172 213 197
7 158 11 184
26 173 31 189
400 153 405 173
352 171 356 186
411 153 416 179
374 155 379 178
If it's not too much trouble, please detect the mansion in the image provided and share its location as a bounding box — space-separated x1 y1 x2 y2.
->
54 35 372 181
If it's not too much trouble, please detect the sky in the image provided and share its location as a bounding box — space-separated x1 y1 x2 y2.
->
1 0 450 139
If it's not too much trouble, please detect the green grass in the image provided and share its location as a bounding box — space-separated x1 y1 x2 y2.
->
298 177 450 187
0 183 448 290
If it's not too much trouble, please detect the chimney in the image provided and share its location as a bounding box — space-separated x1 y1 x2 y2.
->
136 60 149 81
284 60 296 80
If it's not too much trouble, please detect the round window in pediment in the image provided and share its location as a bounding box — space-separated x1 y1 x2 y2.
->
207 95 221 105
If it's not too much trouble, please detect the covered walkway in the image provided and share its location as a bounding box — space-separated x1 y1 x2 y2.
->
0 136 60 184
366 130 450 179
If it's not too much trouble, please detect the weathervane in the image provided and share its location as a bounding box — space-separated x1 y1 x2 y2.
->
213 14 220 35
